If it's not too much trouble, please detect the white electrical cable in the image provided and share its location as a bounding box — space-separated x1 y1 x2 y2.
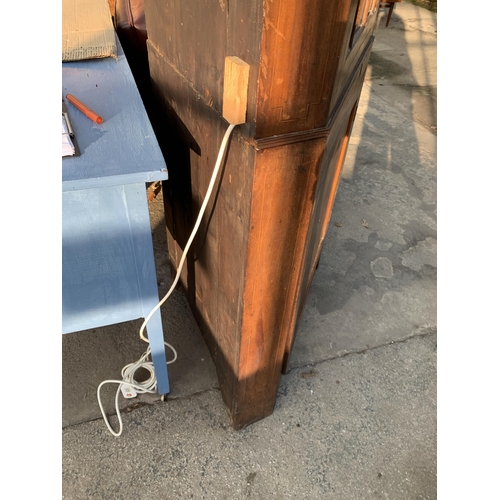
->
97 342 177 437
138 123 236 344
98 123 236 437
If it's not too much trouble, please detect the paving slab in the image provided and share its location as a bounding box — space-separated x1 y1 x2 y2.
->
63 333 436 500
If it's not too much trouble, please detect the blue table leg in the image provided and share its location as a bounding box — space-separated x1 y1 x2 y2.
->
143 306 170 395
127 182 170 395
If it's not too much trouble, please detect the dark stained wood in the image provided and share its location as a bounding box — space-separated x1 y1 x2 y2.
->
144 0 380 429
234 139 326 427
379 0 402 27
282 37 375 373
255 0 352 138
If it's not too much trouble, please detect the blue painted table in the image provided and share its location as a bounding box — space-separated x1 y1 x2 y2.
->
62 36 170 394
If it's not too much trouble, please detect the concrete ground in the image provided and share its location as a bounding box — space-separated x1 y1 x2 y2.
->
62 2 437 498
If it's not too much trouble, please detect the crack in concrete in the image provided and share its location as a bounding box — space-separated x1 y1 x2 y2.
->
290 327 437 373
166 386 222 402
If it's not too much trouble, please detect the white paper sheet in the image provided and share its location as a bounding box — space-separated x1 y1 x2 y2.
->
62 116 76 157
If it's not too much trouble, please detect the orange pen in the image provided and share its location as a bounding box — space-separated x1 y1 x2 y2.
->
66 94 103 124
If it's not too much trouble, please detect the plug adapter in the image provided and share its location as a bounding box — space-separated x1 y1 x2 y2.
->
120 384 137 399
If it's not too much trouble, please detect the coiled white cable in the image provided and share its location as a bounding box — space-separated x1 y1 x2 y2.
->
97 343 178 437
98 123 236 437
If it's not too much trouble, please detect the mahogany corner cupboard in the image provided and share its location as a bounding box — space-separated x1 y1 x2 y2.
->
143 0 380 429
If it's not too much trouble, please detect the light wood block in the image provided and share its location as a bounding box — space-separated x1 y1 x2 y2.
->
223 56 250 125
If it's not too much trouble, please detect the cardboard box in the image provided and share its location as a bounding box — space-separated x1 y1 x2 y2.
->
62 0 117 61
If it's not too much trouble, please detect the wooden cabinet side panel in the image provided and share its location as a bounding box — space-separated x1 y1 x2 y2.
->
282 37 375 369
329 2 380 117
232 139 326 428
144 0 226 112
148 42 256 401
145 0 263 128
